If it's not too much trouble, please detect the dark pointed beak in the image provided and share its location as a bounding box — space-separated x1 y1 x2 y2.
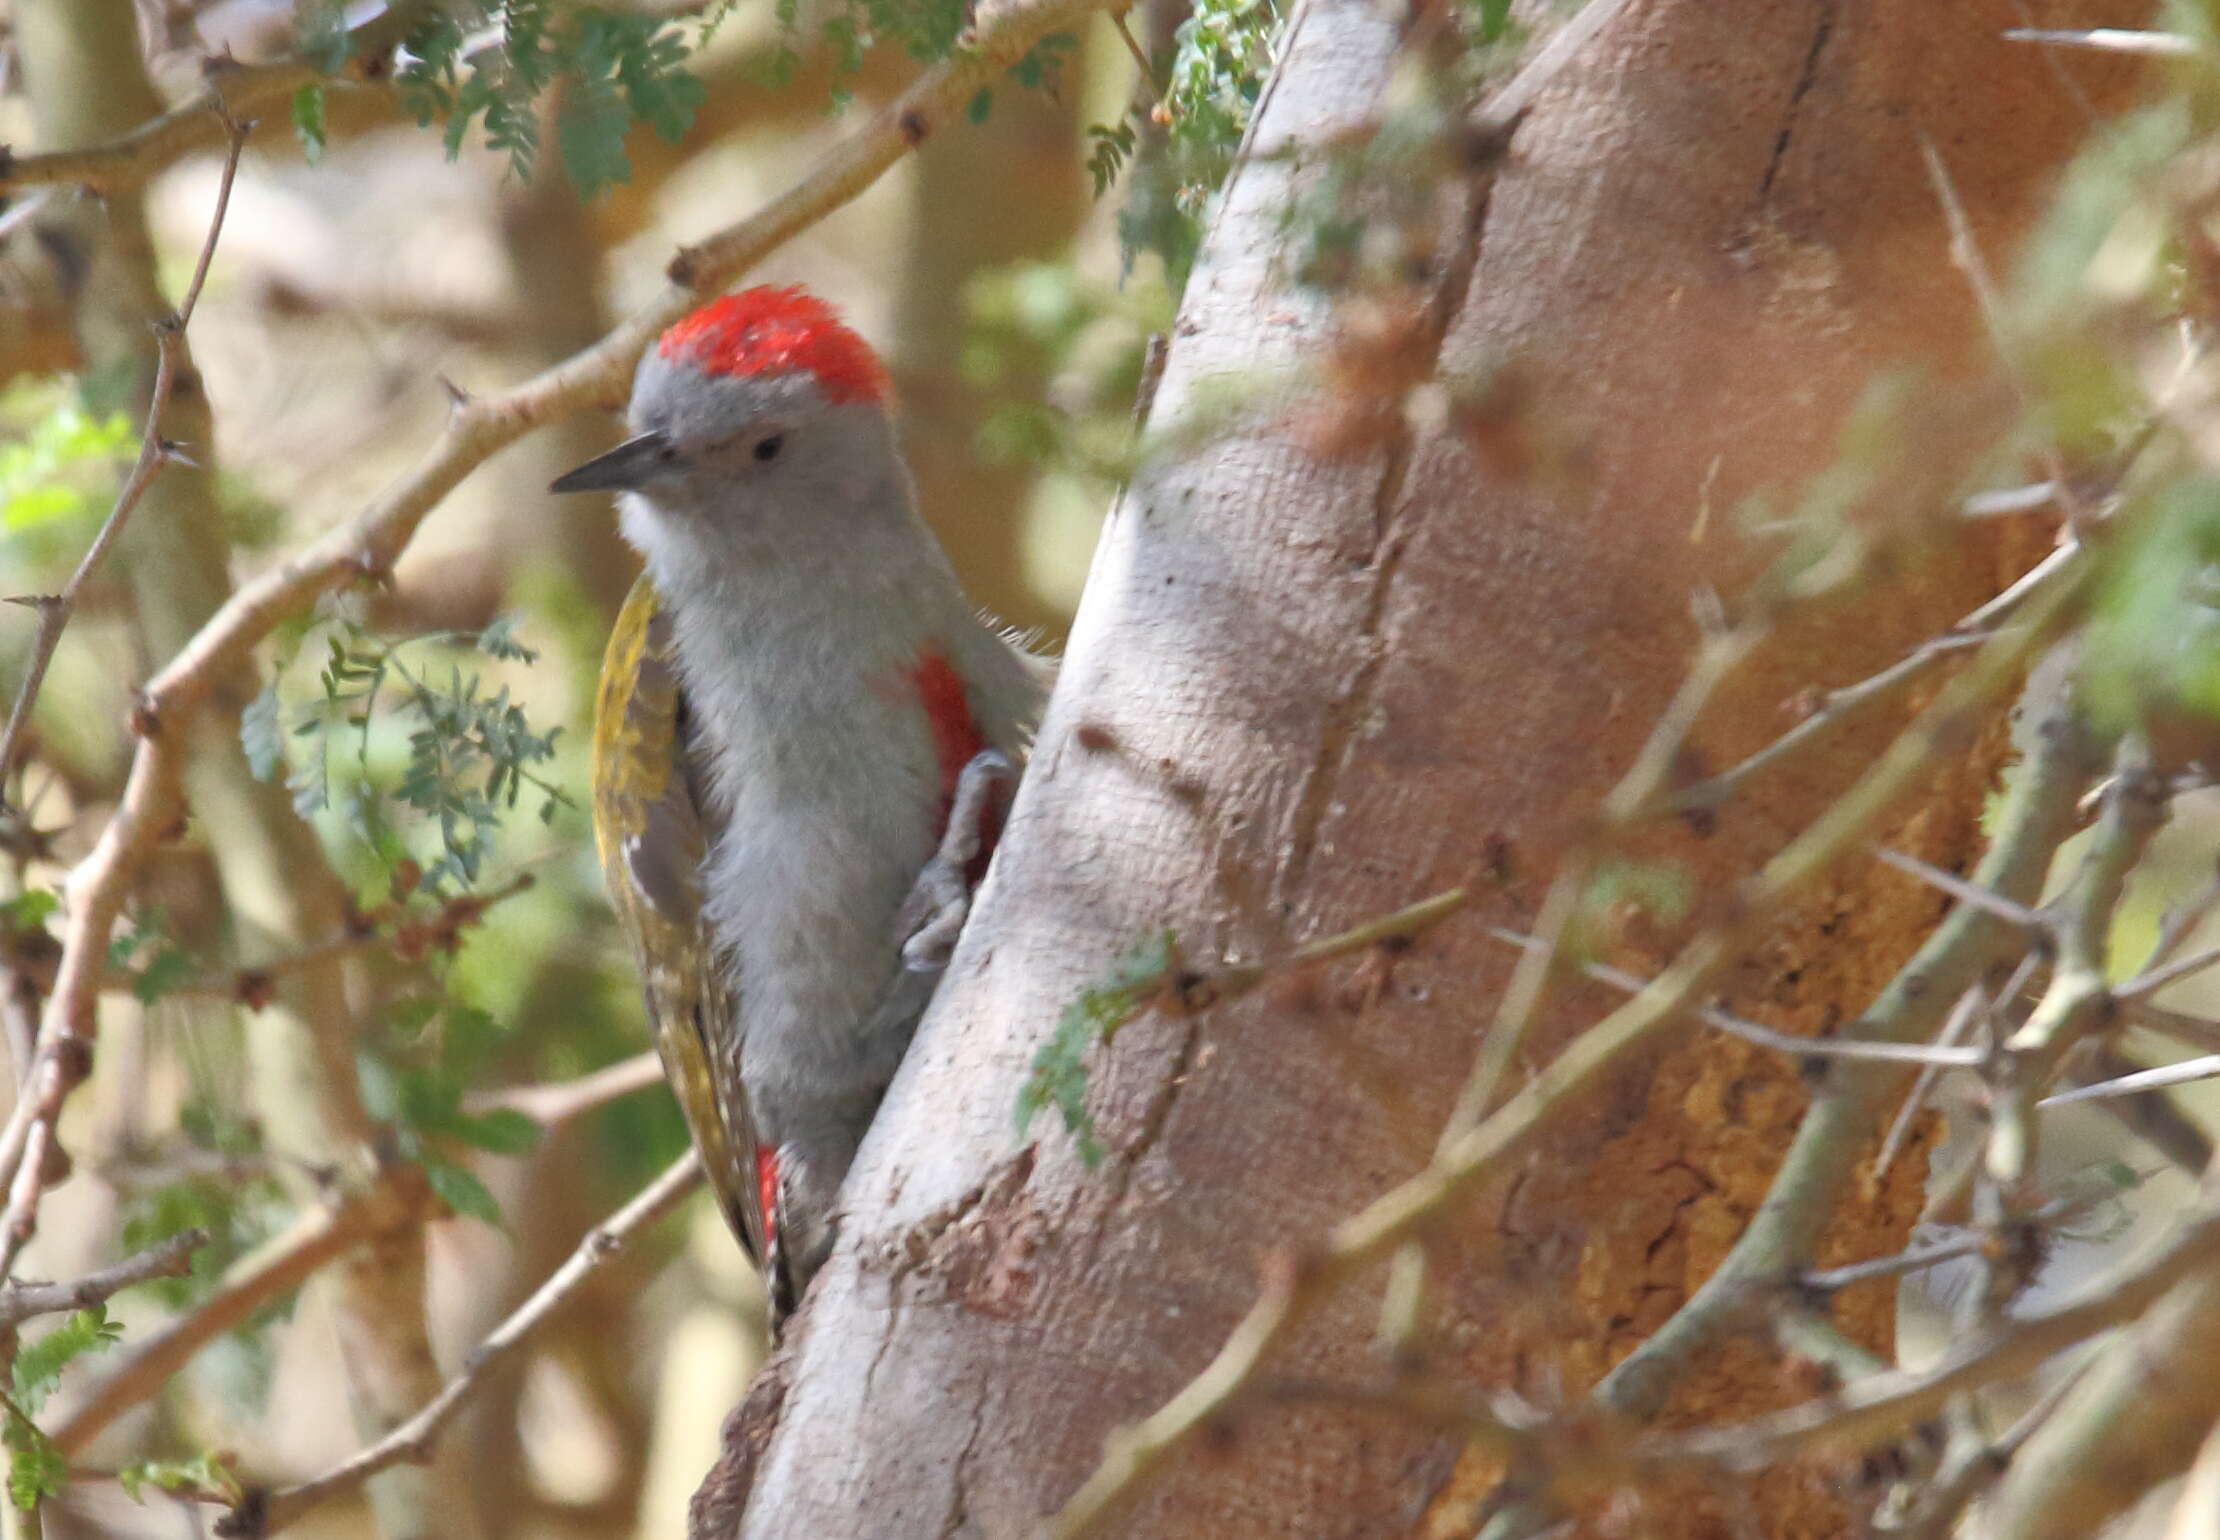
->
549 432 675 494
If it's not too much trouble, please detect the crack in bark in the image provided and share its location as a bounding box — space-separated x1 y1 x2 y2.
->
1278 162 1506 905
937 1385 990 1540
1756 3 1838 205
861 1284 906 1417
1075 1005 1210 1285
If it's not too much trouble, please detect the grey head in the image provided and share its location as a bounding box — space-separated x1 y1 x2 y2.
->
549 286 912 554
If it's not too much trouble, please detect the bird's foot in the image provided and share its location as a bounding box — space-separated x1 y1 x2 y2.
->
896 748 1014 973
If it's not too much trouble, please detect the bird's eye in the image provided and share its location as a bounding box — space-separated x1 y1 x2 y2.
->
752 435 784 463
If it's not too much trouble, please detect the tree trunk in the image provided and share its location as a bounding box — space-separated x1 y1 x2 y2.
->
711 3 2138 1537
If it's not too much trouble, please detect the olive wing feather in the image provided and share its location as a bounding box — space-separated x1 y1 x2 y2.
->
590 577 766 1264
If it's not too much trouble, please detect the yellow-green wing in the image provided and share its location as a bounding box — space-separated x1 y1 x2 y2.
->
591 576 765 1262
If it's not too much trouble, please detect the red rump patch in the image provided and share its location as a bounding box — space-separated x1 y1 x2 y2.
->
755 1144 779 1252
659 286 889 405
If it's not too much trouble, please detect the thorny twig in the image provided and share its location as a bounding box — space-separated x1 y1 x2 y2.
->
49 1015 625 1459
1922 137 2090 537
1483 927 1989 1068
1627 1184 2220 1474
2041 1051 2220 1107
190 871 538 1008
1799 1173 2143 1294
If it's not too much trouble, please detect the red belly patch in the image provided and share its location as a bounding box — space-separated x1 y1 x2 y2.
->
913 649 987 817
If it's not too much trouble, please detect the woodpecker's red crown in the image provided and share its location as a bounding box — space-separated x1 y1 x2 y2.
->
658 286 890 406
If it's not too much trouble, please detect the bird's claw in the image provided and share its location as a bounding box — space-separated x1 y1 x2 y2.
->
896 748 1014 973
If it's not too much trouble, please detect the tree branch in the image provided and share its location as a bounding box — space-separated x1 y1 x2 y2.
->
0 4 430 193
0 1228 205 1330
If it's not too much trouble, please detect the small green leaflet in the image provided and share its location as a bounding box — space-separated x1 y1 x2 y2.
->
396 4 702 195
7 1302 149 1506
14 1307 123 1416
118 1451 241 1506
1015 931 1176 1167
5 1429 61 1512
292 83 328 164
241 682 286 781
424 1157 504 1227
0 890 58 931
107 911 194 1006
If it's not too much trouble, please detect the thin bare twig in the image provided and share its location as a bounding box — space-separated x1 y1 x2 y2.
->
0 1228 205 1330
0 873 543 1009
462 1051 664 1128
2121 998 2220 1053
222 1151 701 1539
1874 845 2044 929
1977 739 2165 1297
1454 582 1773 1150
1962 479 2061 518
1872 982 1989 1182
1629 1185 2220 1474
1801 1173 2142 1294
1108 12 1161 105
2078 1046 2218 1178
1484 928 1988 1068
0 189 57 245
1175 888 1468 1010
2041 1052 2220 1108
197 871 537 1007
1663 540 2078 817
2119 939 2220 1002
0 119 252 1289
2139 860 2220 975
2002 28 2201 58
1886 1352 2101 1540
0 119 248 805
1922 137 2089 537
